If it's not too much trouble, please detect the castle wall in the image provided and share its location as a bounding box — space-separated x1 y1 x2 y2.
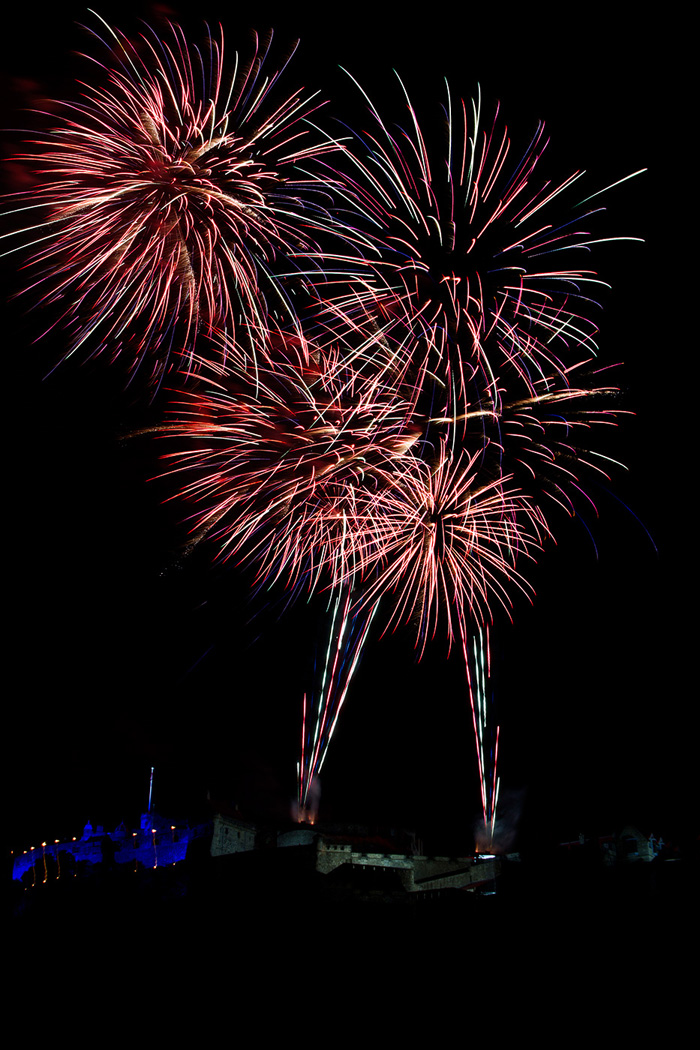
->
210 814 256 857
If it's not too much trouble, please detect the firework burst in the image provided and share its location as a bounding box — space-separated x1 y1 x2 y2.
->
303 78 641 542
159 326 422 591
341 79 641 353
3 17 346 387
345 445 547 654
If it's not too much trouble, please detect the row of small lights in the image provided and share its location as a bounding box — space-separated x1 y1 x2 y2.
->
12 826 179 886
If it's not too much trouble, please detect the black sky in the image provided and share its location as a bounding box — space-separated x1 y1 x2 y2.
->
4 3 688 855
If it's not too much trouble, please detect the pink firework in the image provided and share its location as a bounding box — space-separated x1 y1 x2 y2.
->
160 327 422 590
3 17 344 387
325 76 642 440
346 445 547 654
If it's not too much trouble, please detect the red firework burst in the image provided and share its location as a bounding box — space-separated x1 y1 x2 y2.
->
3 17 344 387
346 446 547 654
159 327 422 590
324 76 642 424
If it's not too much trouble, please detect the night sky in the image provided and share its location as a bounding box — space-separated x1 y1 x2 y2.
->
4 2 687 858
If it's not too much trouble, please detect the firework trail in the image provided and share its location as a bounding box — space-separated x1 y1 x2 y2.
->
464 626 500 845
2 16 347 387
297 587 379 818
